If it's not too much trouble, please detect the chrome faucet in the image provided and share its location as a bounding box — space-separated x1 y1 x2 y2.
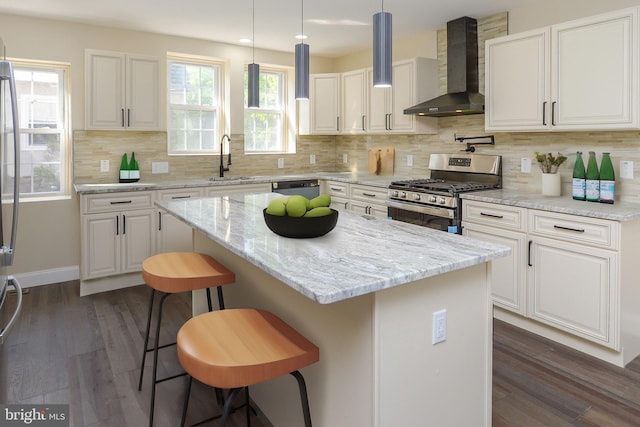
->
219 134 232 177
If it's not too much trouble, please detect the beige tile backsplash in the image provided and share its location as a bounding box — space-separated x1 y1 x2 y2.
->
74 120 640 203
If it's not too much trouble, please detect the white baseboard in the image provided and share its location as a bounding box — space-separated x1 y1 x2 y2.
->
12 266 80 288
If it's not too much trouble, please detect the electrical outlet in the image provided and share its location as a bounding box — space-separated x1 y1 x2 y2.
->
621 160 634 179
310 154 316 165
278 158 284 169
521 158 531 173
100 160 109 172
343 154 348 164
407 155 414 167
152 162 169 174
432 309 447 344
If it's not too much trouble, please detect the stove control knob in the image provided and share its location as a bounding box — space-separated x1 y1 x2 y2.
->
391 190 399 197
400 191 407 199
438 197 446 204
413 194 421 201
428 195 437 203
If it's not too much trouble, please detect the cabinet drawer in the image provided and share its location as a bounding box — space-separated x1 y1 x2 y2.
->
82 191 155 214
349 184 387 205
528 210 619 250
157 188 204 201
324 181 350 198
462 200 526 231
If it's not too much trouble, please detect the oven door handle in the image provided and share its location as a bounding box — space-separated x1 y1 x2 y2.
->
386 200 455 219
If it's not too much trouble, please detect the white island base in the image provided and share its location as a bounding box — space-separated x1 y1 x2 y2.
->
192 231 493 427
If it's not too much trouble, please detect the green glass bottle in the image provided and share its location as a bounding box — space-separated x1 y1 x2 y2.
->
599 152 615 204
585 151 599 202
572 152 586 201
129 152 140 181
119 153 129 182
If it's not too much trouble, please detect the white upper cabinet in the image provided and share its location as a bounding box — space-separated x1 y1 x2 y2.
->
341 69 367 134
367 58 439 134
486 7 639 132
485 29 550 130
309 73 341 134
85 49 162 131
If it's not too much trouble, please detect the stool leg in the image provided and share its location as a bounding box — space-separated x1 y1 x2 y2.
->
217 286 225 310
220 387 243 427
291 370 312 427
180 375 192 427
138 288 156 390
206 288 213 312
245 387 251 427
149 292 170 427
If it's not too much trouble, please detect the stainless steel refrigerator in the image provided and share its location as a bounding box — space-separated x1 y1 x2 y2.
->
0 37 22 404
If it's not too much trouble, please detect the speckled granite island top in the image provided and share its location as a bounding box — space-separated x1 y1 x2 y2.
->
461 189 640 221
156 192 510 304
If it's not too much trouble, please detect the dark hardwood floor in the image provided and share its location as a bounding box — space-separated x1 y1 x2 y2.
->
4 280 272 427
5 280 640 426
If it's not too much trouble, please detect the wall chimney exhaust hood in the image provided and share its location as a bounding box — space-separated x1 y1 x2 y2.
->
404 16 484 117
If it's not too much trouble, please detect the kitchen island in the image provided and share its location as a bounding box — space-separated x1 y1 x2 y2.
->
156 192 510 427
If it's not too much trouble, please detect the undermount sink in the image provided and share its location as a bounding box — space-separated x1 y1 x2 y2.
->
208 176 252 182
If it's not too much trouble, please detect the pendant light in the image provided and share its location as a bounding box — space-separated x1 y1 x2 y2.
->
295 0 309 100
373 0 392 87
247 0 260 108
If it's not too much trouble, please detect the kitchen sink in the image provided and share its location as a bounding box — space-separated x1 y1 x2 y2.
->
208 176 252 181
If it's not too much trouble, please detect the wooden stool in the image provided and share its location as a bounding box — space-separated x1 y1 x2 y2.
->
138 252 235 427
178 308 320 427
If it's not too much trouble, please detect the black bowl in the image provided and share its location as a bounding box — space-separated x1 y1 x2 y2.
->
263 208 339 238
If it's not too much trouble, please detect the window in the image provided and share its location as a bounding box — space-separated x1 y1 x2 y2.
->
167 54 224 155
12 60 70 199
244 66 291 153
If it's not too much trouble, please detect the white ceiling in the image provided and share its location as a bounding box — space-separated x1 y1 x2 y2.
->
0 0 539 57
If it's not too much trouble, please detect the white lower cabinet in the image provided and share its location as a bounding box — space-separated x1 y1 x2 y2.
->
322 180 350 212
349 184 388 218
81 193 156 280
464 222 527 315
463 199 640 367
205 183 271 197
528 235 617 346
156 188 204 253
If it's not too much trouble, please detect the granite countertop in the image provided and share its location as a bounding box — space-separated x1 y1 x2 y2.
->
156 192 510 304
74 172 401 194
461 189 640 221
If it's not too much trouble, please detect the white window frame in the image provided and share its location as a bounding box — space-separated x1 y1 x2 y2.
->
244 64 296 154
166 53 228 155
11 59 71 201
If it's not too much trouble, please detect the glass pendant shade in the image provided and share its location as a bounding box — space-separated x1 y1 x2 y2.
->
248 62 259 108
373 11 392 87
295 42 309 99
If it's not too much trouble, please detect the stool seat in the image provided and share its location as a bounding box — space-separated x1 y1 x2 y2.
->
138 251 235 427
142 252 235 293
178 309 319 389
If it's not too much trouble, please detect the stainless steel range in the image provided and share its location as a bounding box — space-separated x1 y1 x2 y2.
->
387 153 502 233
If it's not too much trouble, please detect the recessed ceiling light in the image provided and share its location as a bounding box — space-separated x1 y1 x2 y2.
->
295 34 308 40
239 38 252 43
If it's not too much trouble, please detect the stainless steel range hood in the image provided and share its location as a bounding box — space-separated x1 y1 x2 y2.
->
404 16 484 117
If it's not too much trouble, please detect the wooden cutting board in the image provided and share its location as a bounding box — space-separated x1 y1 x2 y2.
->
368 147 395 175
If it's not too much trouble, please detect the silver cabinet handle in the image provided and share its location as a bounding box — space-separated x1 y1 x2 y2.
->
330 187 343 192
110 200 133 205
362 192 376 198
